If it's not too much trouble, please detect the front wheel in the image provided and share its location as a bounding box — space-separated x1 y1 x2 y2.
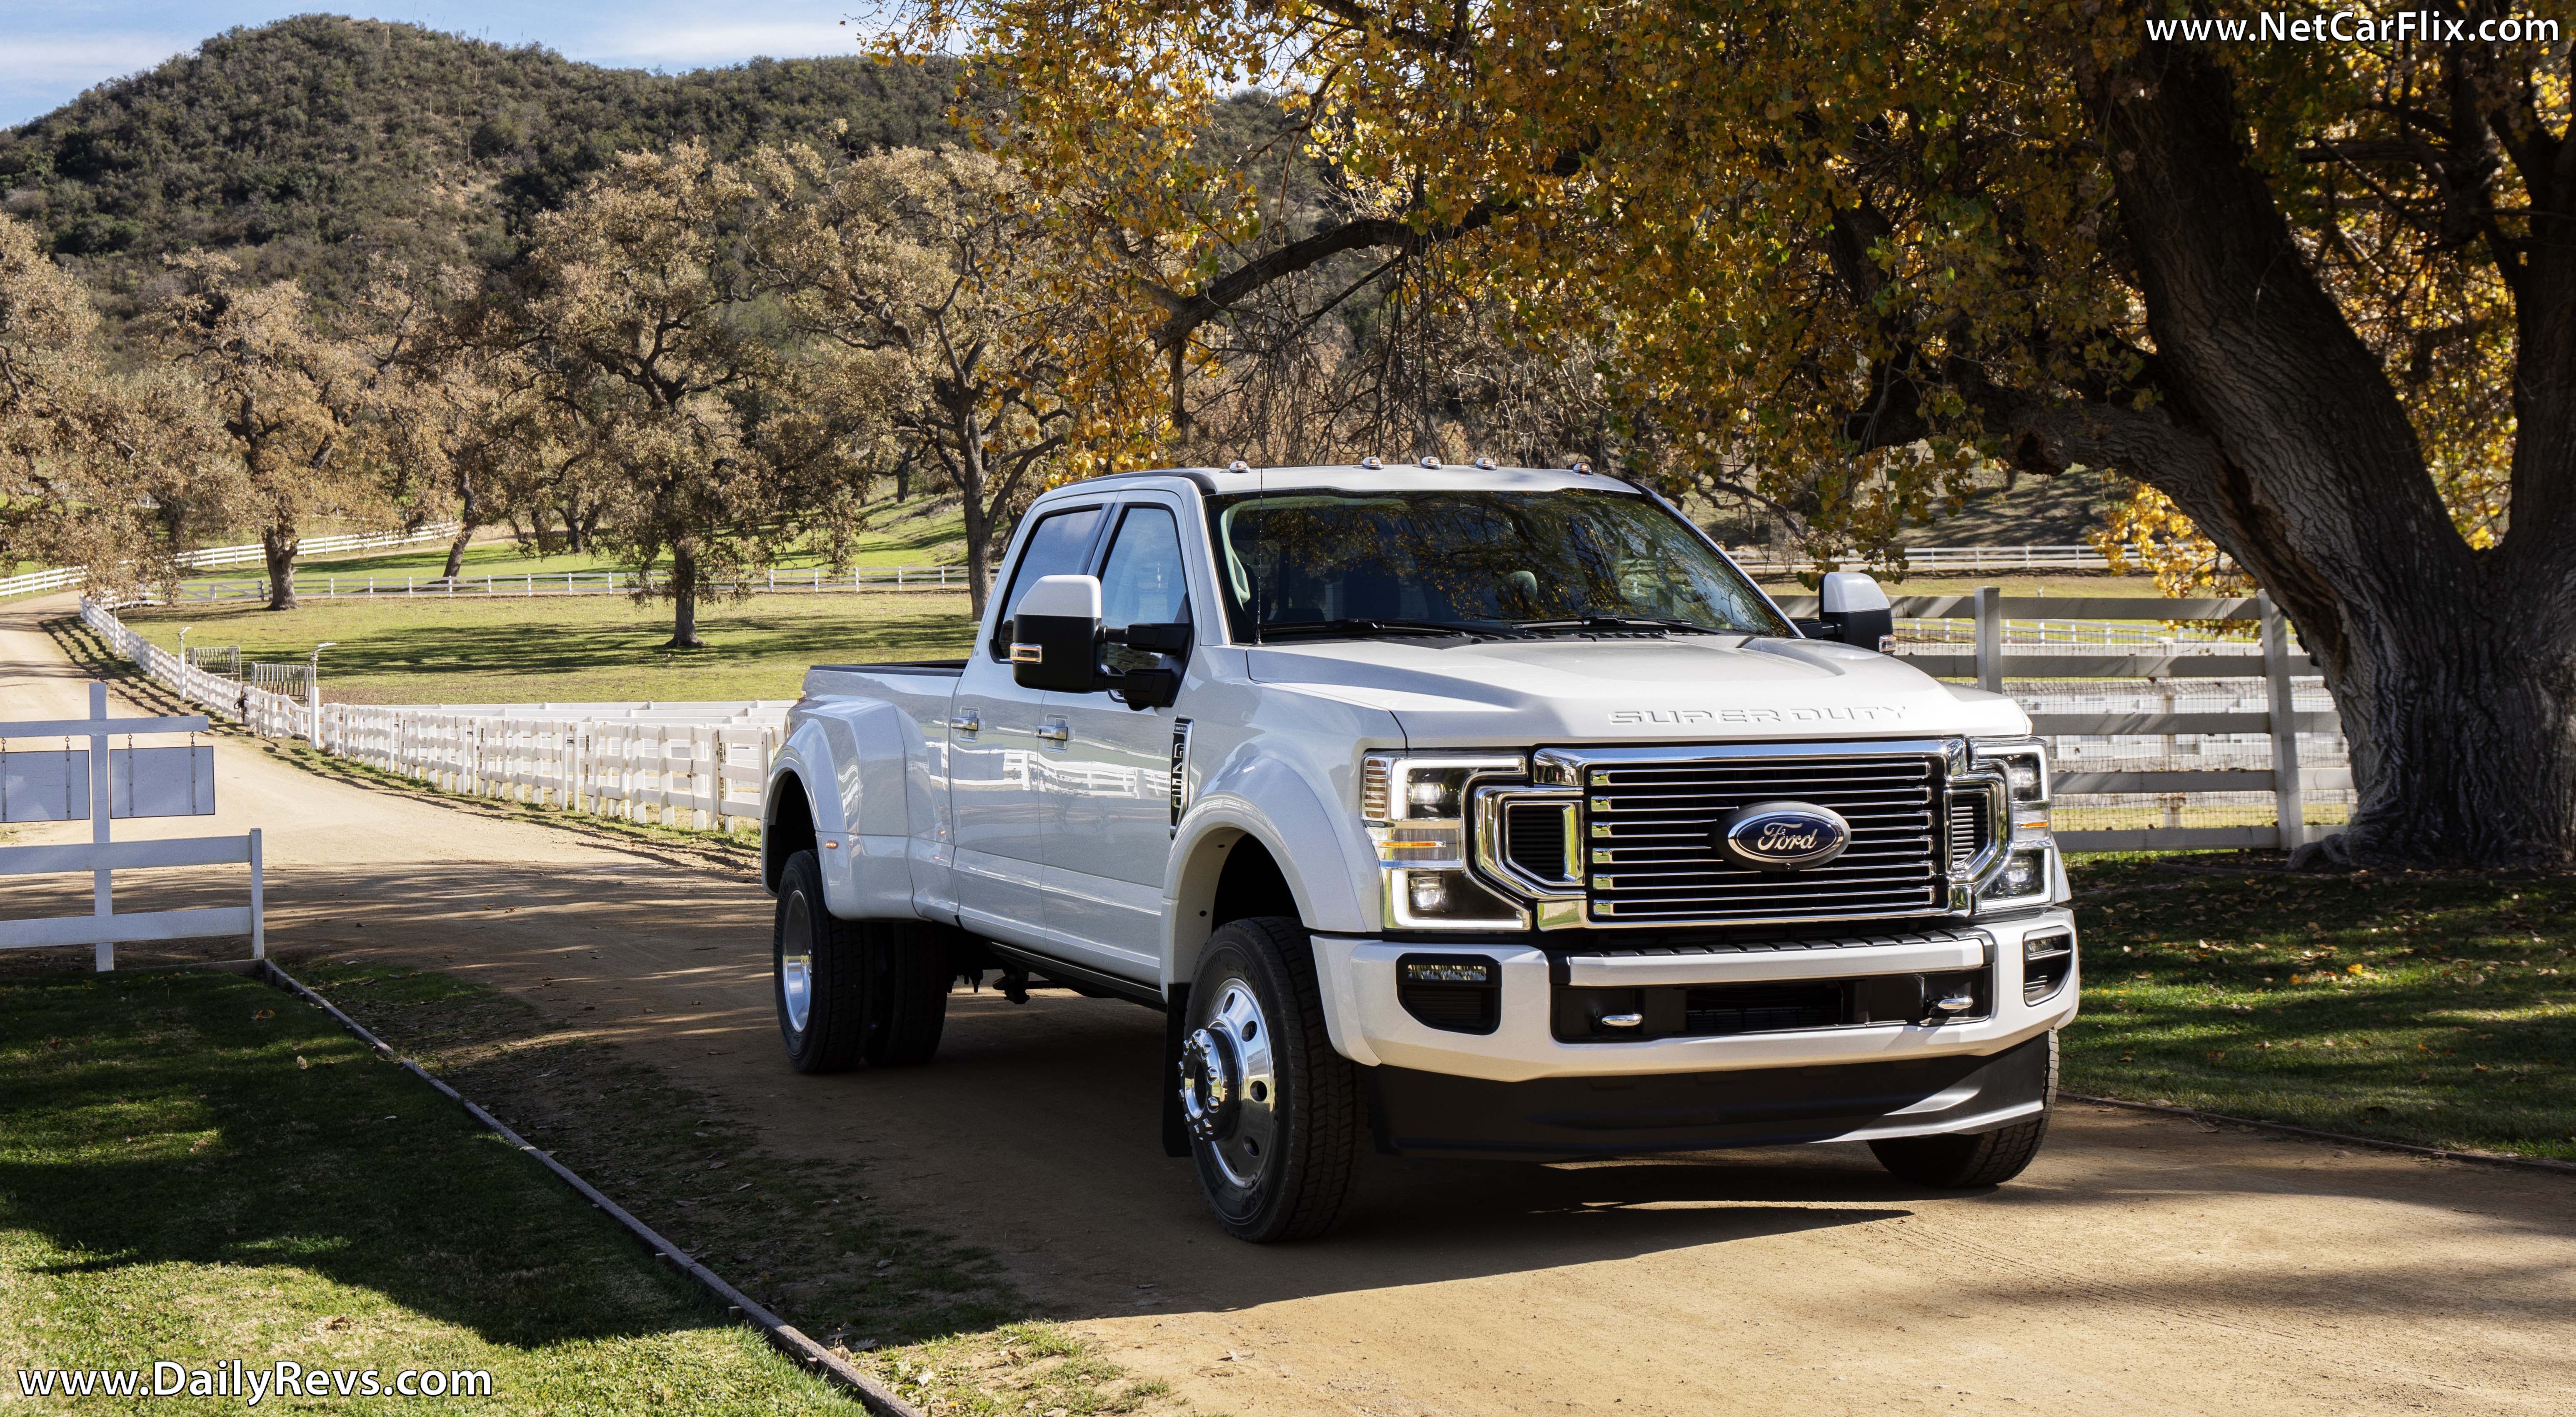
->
1179 917 1364 1242
1869 1032 2056 1187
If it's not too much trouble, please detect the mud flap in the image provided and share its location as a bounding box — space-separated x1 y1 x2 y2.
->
1160 984 1192 1157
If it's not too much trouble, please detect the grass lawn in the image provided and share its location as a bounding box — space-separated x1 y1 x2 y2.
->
2063 857 2576 1162
284 962 1172 1417
94 591 977 706
0 968 850 1413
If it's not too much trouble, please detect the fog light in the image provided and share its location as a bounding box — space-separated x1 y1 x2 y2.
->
1397 953 1501 1034
2023 928 2076 1002
1410 876 1449 912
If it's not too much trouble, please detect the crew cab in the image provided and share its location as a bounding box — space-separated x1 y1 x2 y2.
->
761 462 2078 1241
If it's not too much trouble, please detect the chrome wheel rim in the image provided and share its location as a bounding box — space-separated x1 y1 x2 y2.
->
1178 979 1277 1189
780 892 815 1034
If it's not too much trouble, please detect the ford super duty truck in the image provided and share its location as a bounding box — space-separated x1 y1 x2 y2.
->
760 462 2078 1242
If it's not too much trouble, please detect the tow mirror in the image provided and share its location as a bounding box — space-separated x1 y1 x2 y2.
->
1010 575 1105 692
1811 571 1896 653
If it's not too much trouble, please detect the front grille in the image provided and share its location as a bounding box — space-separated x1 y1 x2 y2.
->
1503 801 1576 883
1586 753 1945 925
1685 982 1843 1034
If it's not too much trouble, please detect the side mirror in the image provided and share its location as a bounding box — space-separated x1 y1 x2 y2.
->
1011 575 1105 691
1814 571 1895 653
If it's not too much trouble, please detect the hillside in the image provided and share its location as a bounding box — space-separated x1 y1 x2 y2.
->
0 15 960 331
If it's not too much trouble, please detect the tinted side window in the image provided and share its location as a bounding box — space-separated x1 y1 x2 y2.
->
1098 506 1189 673
992 505 1105 657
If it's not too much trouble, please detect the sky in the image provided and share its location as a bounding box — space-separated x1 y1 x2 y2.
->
2 2 870 127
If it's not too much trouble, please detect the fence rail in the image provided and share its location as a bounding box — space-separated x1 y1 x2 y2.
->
3 524 462 599
80 601 787 831
1728 544 2117 573
119 562 983 605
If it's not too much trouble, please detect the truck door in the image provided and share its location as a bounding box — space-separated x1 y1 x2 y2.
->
949 502 1105 945
1045 497 1194 971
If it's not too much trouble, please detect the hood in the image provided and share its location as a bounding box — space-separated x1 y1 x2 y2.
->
1245 634 2026 746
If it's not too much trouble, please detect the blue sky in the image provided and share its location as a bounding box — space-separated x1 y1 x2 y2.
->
3 3 870 126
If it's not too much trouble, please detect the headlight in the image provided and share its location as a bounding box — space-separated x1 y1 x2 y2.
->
1361 753 1527 929
1966 738 2056 911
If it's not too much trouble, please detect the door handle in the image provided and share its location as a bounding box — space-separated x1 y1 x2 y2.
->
947 712 981 734
1034 719 1070 745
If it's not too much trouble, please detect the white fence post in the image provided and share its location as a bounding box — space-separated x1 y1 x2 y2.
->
2261 593 2307 851
1974 586 2003 695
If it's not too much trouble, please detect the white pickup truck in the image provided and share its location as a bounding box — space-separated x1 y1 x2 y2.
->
762 463 2077 1241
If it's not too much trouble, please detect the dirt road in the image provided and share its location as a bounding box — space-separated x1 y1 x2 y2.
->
6 594 2571 1416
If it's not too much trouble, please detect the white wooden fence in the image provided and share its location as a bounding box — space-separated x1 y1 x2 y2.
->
130 562 983 605
0 683 264 971
77 586 2343 856
80 600 788 831
1779 588 2337 853
2 524 462 599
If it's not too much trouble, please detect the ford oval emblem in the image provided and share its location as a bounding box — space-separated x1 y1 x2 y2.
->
1713 801 1852 871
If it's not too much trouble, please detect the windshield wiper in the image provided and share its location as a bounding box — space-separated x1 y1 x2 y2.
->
1512 616 1728 635
1257 617 1499 641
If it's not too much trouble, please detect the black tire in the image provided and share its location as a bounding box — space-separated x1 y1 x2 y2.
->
1179 916 1365 1243
854 917 952 1067
1869 1031 2057 1188
772 851 950 1074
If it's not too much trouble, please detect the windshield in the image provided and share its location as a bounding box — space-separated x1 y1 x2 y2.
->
1207 488 1790 641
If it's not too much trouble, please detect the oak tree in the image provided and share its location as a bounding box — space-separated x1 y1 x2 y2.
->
888 0 2576 868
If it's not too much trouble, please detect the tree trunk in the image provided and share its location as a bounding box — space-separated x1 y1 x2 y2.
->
895 454 912 504
262 523 299 611
2308 602 2576 868
666 544 703 649
561 500 586 555
441 475 477 582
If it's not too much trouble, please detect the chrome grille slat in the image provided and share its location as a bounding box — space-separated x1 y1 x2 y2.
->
1584 749 1951 925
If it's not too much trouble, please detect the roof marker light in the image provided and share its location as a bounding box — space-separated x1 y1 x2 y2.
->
1227 459 1250 473
1360 456 1382 469
1474 456 1497 470
1419 455 1442 468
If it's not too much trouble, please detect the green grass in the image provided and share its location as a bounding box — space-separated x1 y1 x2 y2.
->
95 591 977 705
2064 858 2576 1161
0 968 852 1414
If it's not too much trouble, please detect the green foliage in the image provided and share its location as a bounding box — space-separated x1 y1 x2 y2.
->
0 15 960 336
2066 859 2576 1160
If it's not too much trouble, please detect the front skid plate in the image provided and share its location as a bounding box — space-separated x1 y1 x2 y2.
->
1365 1034 2050 1160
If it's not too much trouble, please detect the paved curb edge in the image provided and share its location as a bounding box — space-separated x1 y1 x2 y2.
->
257 960 926 1417
2063 1091 2576 1176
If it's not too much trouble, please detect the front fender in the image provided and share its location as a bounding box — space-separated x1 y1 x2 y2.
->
1164 751 1374 987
